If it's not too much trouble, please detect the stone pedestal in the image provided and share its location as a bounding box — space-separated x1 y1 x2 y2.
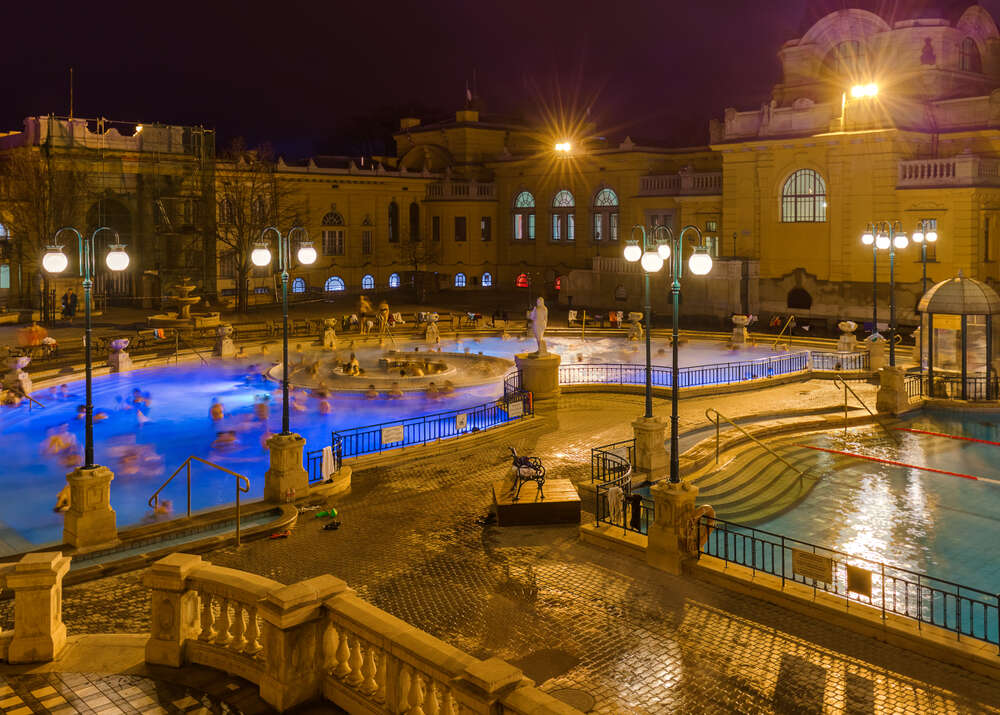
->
63 465 117 549
214 324 237 358
7 552 71 663
730 315 749 345
143 553 204 667
837 320 858 353
876 366 911 414
264 432 309 503
632 416 667 480
322 321 338 350
108 349 133 372
868 336 887 371
514 352 561 400
646 480 700 576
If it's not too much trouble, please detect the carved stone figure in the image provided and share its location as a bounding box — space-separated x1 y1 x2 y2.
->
322 319 338 350
837 320 858 353
627 312 644 342
527 297 548 356
108 338 133 372
214 324 237 358
425 317 440 345
731 314 749 345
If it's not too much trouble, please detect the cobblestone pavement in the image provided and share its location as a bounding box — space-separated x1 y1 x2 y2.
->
11 382 996 715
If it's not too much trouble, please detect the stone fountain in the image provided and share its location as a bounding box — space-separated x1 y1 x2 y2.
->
148 278 220 328
2 355 32 396
107 338 133 372
731 314 749 345
837 320 858 352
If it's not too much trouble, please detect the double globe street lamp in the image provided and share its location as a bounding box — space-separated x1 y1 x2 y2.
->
251 226 317 435
625 224 713 484
43 227 129 469
861 222 908 367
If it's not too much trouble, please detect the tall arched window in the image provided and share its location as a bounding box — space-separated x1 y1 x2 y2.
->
251 197 267 224
291 277 306 293
961 37 982 72
218 198 235 225
361 274 375 290
781 170 827 223
325 276 345 292
831 40 864 75
592 188 619 242
409 202 420 241
515 273 529 288
388 201 400 243
481 272 493 287
388 272 400 288
454 272 466 287
552 190 575 241
322 211 345 256
512 191 536 240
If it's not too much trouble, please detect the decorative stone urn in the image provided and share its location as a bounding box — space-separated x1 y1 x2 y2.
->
322 319 338 350
107 338 133 372
213 324 237 358
867 334 887 371
837 320 858 353
626 312 644 341
731 314 749 344
3 355 32 396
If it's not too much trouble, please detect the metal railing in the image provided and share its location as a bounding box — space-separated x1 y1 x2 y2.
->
332 389 533 460
905 374 924 402
705 408 808 486
810 351 870 372
591 439 635 483
833 374 898 442
699 516 1000 652
559 352 809 389
149 456 251 545
928 375 999 402
772 315 796 349
305 435 344 483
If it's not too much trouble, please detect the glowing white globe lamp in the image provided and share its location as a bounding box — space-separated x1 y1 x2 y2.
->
875 233 891 250
893 233 908 250
657 242 671 260
623 243 642 262
105 245 130 272
251 243 272 267
640 251 664 273
42 246 69 274
861 231 874 245
688 247 713 276
297 242 317 265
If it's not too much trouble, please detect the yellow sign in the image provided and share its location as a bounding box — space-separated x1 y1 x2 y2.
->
846 564 873 598
792 549 833 583
932 314 962 331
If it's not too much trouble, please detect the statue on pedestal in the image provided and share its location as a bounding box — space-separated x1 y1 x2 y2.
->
107 338 133 372
322 319 338 350
527 297 548 356
214 324 237 358
425 316 440 345
626 312 644 342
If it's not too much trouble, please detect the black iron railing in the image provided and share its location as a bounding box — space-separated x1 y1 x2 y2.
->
558 352 809 389
591 439 635 483
305 435 344 483
810 351 870 372
904 374 924 401
928 375 999 402
700 516 1000 651
591 438 653 535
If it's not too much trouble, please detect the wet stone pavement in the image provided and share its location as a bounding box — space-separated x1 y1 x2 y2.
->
5 386 1000 713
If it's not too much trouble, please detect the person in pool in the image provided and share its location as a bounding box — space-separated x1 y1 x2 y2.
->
364 384 378 400
387 382 403 399
209 398 225 422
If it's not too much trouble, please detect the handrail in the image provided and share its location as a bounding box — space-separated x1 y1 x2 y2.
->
833 374 899 443
22 393 45 409
174 331 210 365
705 407 809 486
772 315 795 350
149 455 251 545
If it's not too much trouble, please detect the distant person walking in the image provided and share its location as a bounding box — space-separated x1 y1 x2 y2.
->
61 288 78 322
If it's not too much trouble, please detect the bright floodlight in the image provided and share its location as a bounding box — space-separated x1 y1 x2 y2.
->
640 251 664 273
297 242 317 265
875 234 890 250
105 245 130 272
851 83 878 98
657 242 671 260
42 246 68 274
689 248 713 276
912 231 924 243
894 233 908 249
554 142 571 153
927 230 938 243
623 243 642 262
251 244 272 267
861 231 874 245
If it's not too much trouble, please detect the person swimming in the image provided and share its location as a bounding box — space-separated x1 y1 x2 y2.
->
209 398 225 421
364 384 378 400
387 381 403 399
426 382 440 399
318 399 332 415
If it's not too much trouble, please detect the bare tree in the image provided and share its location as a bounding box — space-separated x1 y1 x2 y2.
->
397 236 441 304
215 139 303 312
0 145 92 307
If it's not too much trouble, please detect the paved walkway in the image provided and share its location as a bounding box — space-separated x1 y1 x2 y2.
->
4 382 998 714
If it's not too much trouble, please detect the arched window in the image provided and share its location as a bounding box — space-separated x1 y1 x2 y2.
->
482 272 493 287
322 211 345 256
388 272 400 288
592 187 619 242
0 224 8 239
552 190 575 241
251 197 267 224
555 276 563 291
512 191 536 240
961 37 982 72
516 273 529 288
409 202 420 241
361 274 375 290
325 276 345 292
322 211 345 226
831 40 864 75
787 288 812 310
388 201 400 243
454 272 466 288
781 170 827 223
218 198 235 225
291 277 306 293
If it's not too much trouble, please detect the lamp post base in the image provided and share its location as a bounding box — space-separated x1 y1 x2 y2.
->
646 480 700 576
264 433 309 502
631 416 667 481
63 465 117 549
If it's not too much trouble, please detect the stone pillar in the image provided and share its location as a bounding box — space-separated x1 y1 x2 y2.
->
63 465 117 549
730 314 748 345
213 324 237 358
143 553 204 667
259 574 350 712
868 336 887 371
514 352 561 400
632 416 667 480
107 349 133 372
7 552 71 663
646 480 699 575
264 433 309 503
876 366 910 414
457 657 527 710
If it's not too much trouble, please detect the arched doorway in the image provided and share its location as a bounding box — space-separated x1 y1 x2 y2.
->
87 198 134 301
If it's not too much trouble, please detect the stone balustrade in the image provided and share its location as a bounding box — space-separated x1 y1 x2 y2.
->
638 171 722 196
146 553 580 713
0 552 71 664
897 154 1000 188
426 181 497 201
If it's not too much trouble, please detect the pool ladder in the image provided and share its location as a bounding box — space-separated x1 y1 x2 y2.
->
833 374 899 443
706 407 809 487
149 456 251 545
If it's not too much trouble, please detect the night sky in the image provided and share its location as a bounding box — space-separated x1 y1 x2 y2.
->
5 1 1000 157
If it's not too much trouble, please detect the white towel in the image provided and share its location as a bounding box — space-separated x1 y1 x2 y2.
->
568 310 578 323
607 485 624 524
321 445 336 480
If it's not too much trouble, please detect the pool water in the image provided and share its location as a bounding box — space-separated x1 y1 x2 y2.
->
755 412 1000 593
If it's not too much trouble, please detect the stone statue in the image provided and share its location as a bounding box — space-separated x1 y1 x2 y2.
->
527 297 548 356
2 355 32 396
322 319 338 350
626 312 644 342
731 315 749 345
425 317 440 345
214 324 237 358
837 320 858 353
107 338 133 372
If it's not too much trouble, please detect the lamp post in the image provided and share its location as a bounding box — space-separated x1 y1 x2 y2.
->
623 227 665 418
252 226 317 434
912 220 939 296
862 221 908 367
43 227 129 468
651 225 714 484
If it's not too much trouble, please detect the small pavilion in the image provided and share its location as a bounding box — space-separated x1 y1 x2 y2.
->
917 273 1000 400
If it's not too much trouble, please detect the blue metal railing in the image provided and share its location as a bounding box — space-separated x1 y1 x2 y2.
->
700 516 1000 652
810 350 871 372
305 435 343 483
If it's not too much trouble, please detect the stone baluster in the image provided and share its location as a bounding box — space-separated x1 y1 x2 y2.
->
143 553 204 668
334 625 351 679
407 671 426 715
245 606 261 656
214 597 231 645
229 602 246 652
360 642 378 695
6 552 71 664
423 679 440 715
198 591 214 641
347 635 364 687
374 651 388 704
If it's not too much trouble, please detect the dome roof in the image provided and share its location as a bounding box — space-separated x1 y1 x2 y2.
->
800 1 976 32
917 273 1000 315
